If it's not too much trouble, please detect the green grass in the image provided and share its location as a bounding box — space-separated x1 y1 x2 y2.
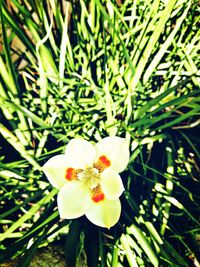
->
0 0 200 266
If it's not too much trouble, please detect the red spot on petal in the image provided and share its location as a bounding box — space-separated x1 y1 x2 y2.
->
94 156 111 173
92 193 105 203
99 155 111 167
91 184 105 203
65 168 82 181
65 168 74 181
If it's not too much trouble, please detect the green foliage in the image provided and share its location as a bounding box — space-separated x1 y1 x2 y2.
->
0 0 199 266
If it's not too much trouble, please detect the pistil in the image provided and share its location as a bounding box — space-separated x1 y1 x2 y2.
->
77 167 100 189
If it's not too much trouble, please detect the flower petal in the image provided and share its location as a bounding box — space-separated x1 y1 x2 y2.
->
43 155 68 189
100 168 124 200
57 181 90 219
95 136 129 173
85 198 121 228
65 138 96 169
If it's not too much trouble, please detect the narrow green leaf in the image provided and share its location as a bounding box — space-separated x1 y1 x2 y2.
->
127 224 159 267
134 78 189 119
130 0 177 90
65 220 82 267
120 234 139 267
0 124 40 168
2 4 35 55
0 189 57 242
143 2 191 83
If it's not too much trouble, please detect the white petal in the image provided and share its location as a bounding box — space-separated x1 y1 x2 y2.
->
95 136 129 173
65 138 96 169
43 155 68 189
85 198 121 228
100 169 124 200
57 181 90 219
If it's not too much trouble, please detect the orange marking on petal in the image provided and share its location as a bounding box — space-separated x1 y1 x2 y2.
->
94 155 111 172
65 168 82 181
91 184 105 203
99 155 111 167
92 193 105 203
65 168 74 181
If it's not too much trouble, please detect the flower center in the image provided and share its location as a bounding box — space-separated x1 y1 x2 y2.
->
77 167 100 189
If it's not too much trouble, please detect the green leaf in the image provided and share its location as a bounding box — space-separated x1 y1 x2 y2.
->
64 220 82 267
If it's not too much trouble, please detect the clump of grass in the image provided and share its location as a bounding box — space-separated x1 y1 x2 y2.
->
0 0 200 266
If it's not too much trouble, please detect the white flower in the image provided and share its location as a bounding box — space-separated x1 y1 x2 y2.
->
43 136 129 228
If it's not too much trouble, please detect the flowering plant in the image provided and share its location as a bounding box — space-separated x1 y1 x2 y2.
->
43 136 130 228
